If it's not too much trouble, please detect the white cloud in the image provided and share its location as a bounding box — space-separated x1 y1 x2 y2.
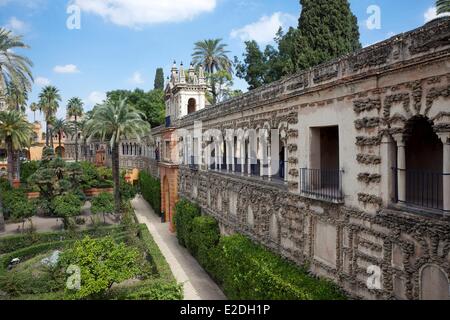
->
4 16 28 33
53 64 80 74
129 71 144 85
424 7 450 23
73 0 217 28
87 91 106 106
230 12 296 45
35 77 50 86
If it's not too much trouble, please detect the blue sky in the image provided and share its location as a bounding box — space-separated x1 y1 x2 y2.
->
0 0 445 122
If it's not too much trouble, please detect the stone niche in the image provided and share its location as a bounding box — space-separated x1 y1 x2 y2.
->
420 264 450 300
247 205 254 228
313 220 338 268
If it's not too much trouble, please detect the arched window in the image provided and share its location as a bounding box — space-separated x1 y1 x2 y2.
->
188 98 196 114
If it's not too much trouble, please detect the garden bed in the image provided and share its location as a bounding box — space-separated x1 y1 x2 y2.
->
0 223 182 300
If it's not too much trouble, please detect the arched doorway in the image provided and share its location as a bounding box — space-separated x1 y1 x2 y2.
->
55 146 65 158
404 116 443 209
188 98 196 114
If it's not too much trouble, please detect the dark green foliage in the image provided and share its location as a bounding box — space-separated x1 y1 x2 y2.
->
189 216 220 273
20 161 40 184
1 188 34 221
173 199 201 247
106 89 165 128
174 198 346 300
52 194 82 229
79 161 113 189
235 0 361 88
154 68 165 90
138 171 161 215
91 192 115 215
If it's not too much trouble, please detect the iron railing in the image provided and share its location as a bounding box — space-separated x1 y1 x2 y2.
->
393 168 446 212
301 168 344 202
189 155 199 171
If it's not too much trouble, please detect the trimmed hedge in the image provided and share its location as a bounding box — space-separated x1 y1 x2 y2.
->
174 198 346 300
173 199 201 248
138 171 161 215
0 225 126 254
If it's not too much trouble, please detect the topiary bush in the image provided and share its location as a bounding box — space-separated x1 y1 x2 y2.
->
52 194 83 229
138 171 161 215
173 199 201 247
189 216 220 272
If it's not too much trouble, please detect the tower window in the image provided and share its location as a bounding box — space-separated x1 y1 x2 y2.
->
188 98 196 114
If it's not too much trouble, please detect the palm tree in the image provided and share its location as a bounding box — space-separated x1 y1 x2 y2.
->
85 98 150 214
192 39 232 104
0 110 33 186
5 82 28 112
437 0 450 14
30 102 38 122
0 28 33 97
38 86 61 147
52 118 72 158
67 97 84 162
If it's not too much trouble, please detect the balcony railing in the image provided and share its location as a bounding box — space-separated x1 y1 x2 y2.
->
189 155 199 171
301 168 344 202
393 168 446 212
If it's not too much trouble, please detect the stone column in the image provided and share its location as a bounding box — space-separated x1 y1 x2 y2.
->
393 134 406 204
438 133 450 213
226 140 230 172
231 140 236 173
268 143 272 181
380 135 395 206
241 142 245 176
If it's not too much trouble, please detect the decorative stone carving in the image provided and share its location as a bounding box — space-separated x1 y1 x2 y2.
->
409 18 450 55
355 117 380 130
349 45 393 72
383 93 411 119
358 173 382 184
358 193 383 206
356 136 382 147
357 154 382 165
354 99 381 114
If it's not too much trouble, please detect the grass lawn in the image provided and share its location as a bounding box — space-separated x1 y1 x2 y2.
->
0 224 182 300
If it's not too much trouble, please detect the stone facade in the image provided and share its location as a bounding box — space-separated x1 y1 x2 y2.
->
150 18 450 300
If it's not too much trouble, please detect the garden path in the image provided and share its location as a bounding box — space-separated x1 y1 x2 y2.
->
131 196 226 300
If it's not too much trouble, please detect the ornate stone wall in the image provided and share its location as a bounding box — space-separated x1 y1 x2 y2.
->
161 18 450 300
179 168 450 300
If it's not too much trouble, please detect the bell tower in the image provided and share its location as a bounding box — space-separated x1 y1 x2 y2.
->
164 61 208 123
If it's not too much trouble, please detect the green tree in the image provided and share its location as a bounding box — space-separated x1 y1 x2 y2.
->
30 102 39 122
192 39 232 104
52 193 82 229
437 0 450 14
0 28 33 99
284 0 361 73
154 68 165 90
84 98 150 214
234 40 267 90
38 86 61 147
67 97 84 162
59 236 139 299
0 110 33 186
91 192 114 224
5 82 28 112
107 89 164 127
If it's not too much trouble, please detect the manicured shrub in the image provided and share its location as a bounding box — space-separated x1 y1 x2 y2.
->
52 194 83 229
138 171 161 215
189 216 220 272
173 199 201 247
174 198 346 300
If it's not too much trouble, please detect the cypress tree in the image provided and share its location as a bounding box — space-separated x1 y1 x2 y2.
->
281 0 361 73
154 68 165 90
